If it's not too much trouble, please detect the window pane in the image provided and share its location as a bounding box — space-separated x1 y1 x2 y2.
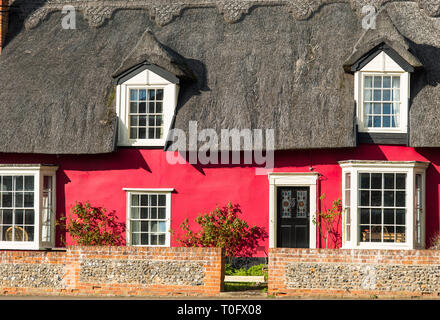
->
24 176 34 191
130 128 137 139
148 89 156 100
364 90 372 101
132 233 140 245
396 209 405 225
140 195 148 206
360 191 370 206
24 226 33 242
131 194 139 206
24 193 34 207
140 208 149 219
148 102 155 113
2 193 12 207
139 128 146 139
151 208 157 219
139 90 147 101
158 208 166 219
158 234 166 245
14 176 23 191
14 210 24 224
370 226 381 242
383 226 395 243
384 191 394 207
371 173 382 189
3 210 12 224
158 195 166 206
360 225 370 242
130 102 137 113
396 174 406 189
371 209 381 224
156 89 164 101
360 173 370 189
130 115 138 126
374 76 382 87
384 209 394 224
371 191 382 206
158 222 166 233
141 233 149 245
365 76 373 88
396 191 405 207
156 102 163 113
396 226 405 242
383 76 391 88
139 102 146 114
360 209 370 224
131 207 139 219
131 221 140 232
25 210 34 225
130 89 138 101
2 176 12 191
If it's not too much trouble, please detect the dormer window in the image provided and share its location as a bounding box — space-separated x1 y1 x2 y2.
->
345 41 422 144
354 51 410 134
128 88 164 140
114 64 180 147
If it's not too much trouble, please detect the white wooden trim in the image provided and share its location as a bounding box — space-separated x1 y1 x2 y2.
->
0 166 58 250
339 161 429 250
268 173 319 249
125 189 172 248
355 52 410 134
116 69 179 147
123 188 175 193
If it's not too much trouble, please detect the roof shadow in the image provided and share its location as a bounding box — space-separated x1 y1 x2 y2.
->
407 39 440 104
4 0 48 48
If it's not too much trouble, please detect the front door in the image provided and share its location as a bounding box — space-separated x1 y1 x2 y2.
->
277 187 310 248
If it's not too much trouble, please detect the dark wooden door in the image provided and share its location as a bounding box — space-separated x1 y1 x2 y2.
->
277 187 310 248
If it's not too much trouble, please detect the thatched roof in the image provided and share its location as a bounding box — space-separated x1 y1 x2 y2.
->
1 1 440 154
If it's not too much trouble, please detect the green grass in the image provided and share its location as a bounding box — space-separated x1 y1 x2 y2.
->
223 282 267 292
225 263 268 279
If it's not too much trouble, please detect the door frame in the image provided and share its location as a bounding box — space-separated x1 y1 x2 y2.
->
268 173 319 249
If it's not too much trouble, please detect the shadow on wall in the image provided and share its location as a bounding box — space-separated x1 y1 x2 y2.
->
4 0 48 47
407 39 440 103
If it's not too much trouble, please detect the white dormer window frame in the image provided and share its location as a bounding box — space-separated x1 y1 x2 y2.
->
115 66 179 147
354 51 410 134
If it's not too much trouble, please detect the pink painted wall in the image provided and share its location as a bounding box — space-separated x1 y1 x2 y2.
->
0 144 438 254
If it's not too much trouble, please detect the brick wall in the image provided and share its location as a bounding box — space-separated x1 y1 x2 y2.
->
269 248 440 298
0 246 225 297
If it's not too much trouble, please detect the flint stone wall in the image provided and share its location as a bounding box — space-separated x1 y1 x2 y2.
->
0 246 224 297
269 248 440 298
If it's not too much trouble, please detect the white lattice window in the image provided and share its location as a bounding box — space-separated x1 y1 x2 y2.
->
355 52 409 134
340 161 428 250
116 66 179 147
124 188 172 247
0 165 57 250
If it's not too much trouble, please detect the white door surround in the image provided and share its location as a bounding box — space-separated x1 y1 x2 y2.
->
268 172 319 249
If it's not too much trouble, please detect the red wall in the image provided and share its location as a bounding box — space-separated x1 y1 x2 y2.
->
0 144 438 254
